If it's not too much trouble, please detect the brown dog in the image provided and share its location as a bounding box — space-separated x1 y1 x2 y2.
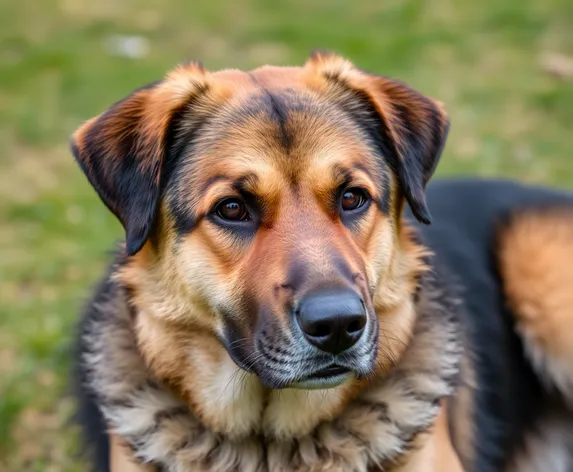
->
72 52 573 471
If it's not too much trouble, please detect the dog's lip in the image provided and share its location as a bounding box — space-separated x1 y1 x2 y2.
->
304 364 351 379
287 365 354 390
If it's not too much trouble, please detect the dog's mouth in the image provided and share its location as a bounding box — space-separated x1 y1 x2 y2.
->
287 364 354 390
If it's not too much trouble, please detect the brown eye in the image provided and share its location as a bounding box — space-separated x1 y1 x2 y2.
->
216 198 250 221
341 188 368 212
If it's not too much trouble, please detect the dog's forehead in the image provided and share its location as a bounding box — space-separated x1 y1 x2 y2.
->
177 67 378 185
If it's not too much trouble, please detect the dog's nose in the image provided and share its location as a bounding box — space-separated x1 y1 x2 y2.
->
296 288 367 354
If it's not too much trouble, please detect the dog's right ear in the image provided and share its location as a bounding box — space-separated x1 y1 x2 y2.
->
71 63 210 255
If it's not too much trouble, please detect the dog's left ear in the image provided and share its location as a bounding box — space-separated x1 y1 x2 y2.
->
306 52 450 224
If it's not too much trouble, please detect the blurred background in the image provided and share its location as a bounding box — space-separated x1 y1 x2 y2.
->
0 0 572 470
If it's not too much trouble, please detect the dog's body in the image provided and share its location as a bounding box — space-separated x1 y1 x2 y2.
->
71 53 573 471
409 179 573 472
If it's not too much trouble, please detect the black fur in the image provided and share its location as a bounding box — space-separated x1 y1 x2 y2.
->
73 260 123 472
248 73 293 151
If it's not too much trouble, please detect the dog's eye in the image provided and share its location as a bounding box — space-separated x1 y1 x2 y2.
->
215 198 250 221
341 188 369 212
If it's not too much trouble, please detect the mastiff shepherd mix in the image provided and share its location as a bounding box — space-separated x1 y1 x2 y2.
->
71 52 573 471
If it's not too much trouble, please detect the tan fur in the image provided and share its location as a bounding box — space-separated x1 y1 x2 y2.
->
498 209 573 399
392 402 464 472
134 311 266 438
110 434 155 472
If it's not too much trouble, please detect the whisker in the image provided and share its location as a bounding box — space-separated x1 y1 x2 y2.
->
226 337 251 349
219 351 266 404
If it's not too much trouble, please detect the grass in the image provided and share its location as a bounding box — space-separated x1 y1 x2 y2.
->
0 0 572 469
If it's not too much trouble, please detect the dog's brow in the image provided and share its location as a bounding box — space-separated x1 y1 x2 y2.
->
231 172 259 193
200 172 261 200
331 164 376 189
351 162 376 181
200 175 231 195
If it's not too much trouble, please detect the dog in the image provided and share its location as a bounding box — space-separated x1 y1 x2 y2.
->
71 51 573 472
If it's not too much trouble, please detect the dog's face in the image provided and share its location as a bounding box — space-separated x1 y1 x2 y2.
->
72 52 448 392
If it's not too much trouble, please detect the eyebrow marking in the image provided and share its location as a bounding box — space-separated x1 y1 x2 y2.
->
351 162 375 180
199 174 231 195
231 172 259 194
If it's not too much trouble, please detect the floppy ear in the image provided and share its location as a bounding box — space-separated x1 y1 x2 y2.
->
71 63 209 255
357 74 450 224
306 52 450 224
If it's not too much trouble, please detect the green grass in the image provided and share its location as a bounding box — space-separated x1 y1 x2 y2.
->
1 0 572 469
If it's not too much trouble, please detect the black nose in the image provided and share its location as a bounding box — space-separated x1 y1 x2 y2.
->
296 288 367 354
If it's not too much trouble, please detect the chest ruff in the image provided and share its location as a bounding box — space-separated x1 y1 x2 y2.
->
82 273 461 472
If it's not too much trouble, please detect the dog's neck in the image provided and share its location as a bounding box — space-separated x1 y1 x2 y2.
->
84 259 461 471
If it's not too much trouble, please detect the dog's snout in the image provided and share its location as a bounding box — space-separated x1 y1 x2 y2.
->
296 288 367 354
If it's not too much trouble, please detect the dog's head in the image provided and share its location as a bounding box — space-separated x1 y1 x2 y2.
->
72 52 447 394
